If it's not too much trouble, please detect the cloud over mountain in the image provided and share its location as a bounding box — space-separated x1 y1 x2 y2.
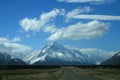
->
48 20 110 40
19 6 119 42
0 37 32 59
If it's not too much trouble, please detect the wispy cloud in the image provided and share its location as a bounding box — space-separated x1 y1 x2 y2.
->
65 7 120 21
48 20 110 41
0 37 21 43
57 0 115 4
68 14 120 20
0 37 10 42
19 8 65 33
66 7 92 21
19 7 118 41
12 37 21 42
43 25 57 33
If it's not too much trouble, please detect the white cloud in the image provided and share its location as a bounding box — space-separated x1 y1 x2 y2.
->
43 25 57 33
57 0 115 4
65 7 120 21
48 20 110 41
0 37 10 42
19 8 65 33
0 37 21 43
0 37 32 60
12 37 21 42
66 7 92 21
70 14 120 20
40 8 65 20
19 18 41 32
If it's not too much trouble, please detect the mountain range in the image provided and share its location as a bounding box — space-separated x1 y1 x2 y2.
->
0 52 26 65
101 51 120 65
0 42 117 65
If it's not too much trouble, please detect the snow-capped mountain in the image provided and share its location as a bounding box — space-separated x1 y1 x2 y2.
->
27 42 90 65
0 42 31 65
27 42 113 65
0 42 32 60
79 48 114 65
101 51 120 65
0 53 11 64
0 52 27 65
0 41 115 65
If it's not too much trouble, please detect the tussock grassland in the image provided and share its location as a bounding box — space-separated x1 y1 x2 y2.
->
72 67 120 80
0 68 63 80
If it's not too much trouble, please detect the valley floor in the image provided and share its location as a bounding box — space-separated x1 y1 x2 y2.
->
0 66 120 80
0 67 63 80
72 67 120 80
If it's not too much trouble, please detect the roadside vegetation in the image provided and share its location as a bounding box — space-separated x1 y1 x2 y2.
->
0 67 63 80
72 67 120 80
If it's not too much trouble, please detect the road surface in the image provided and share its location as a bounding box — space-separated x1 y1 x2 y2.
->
59 67 102 80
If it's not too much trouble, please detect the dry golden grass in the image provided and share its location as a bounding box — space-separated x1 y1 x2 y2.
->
73 67 120 80
0 68 63 80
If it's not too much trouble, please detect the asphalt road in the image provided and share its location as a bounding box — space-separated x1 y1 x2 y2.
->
59 67 102 80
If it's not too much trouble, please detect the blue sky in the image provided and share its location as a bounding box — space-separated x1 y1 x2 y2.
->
0 0 120 52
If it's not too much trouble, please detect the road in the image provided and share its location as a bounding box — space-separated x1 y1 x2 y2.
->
59 67 102 80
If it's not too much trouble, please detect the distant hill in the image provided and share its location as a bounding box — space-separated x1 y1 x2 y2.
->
101 51 120 65
0 52 26 65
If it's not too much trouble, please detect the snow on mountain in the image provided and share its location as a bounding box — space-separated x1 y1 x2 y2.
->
27 42 89 65
115 51 120 56
0 41 32 65
0 52 27 65
27 42 114 65
79 48 114 65
0 53 11 63
0 42 32 60
64 46 114 65
101 51 120 65
0 41 115 65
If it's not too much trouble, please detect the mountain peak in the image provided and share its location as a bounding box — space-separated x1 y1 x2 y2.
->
44 41 65 51
47 41 59 47
39 41 65 54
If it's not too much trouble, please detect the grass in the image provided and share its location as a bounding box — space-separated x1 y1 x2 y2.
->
72 67 120 80
1 66 120 80
0 68 63 80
